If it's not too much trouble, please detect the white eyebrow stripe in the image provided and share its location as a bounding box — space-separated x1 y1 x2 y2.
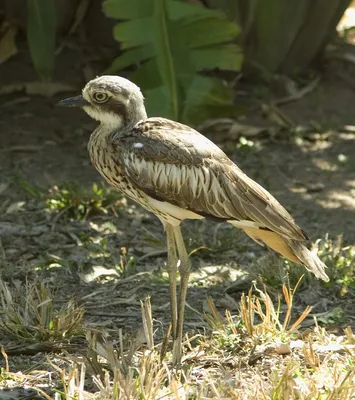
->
133 142 144 148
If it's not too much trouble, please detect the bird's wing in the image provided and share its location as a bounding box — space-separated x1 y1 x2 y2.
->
114 117 306 241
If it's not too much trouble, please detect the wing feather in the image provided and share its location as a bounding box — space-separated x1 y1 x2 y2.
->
115 117 306 241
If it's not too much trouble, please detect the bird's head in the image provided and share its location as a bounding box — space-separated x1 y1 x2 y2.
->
57 75 147 129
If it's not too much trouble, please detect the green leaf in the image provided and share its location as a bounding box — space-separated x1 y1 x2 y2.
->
180 17 240 48
167 0 221 20
153 0 179 120
129 59 162 90
185 76 233 107
27 0 56 81
191 45 243 71
113 18 154 49
103 0 154 20
106 0 243 124
182 76 235 123
144 86 172 118
105 45 155 73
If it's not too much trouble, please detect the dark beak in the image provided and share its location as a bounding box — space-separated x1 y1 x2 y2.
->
56 95 89 107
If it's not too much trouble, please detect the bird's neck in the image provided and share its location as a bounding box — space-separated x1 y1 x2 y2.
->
128 102 148 127
89 103 148 148
99 102 147 132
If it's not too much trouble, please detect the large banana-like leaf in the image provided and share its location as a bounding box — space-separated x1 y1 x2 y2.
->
103 0 243 123
27 0 56 81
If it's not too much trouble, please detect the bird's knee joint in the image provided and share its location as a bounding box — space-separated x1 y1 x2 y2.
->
178 258 191 274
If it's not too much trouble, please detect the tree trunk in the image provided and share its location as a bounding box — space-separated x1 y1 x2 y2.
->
207 0 352 75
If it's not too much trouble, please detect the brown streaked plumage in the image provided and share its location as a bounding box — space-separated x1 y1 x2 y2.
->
57 75 329 365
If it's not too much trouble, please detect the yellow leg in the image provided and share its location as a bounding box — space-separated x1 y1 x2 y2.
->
172 225 191 366
165 223 178 340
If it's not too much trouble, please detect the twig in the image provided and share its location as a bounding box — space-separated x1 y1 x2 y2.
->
0 222 48 237
141 296 154 350
272 77 320 107
138 249 167 262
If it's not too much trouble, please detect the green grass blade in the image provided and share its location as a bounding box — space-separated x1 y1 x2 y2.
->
27 0 56 81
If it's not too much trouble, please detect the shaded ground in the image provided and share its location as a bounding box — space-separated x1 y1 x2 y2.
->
0 44 355 397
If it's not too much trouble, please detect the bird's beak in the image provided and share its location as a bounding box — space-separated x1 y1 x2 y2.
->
56 95 89 107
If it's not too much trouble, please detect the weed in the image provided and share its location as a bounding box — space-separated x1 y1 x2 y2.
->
46 182 124 221
239 279 312 343
15 175 125 221
1 282 354 399
0 280 84 344
315 235 355 295
15 173 43 199
246 235 355 295
247 251 311 291
82 236 137 278
185 221 244 257
119 247 137 278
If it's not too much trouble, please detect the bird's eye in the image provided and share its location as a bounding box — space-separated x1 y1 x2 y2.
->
93 92 109 103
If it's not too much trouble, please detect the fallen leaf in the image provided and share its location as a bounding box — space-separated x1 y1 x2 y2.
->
78 265 120 284
0 222 48 236
6 201 26 214
263 341 291 355
274 343 291 355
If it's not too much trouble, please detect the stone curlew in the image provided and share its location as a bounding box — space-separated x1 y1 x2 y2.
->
57 75 329 365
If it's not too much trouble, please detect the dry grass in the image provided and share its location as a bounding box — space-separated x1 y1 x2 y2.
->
1 180 355 399
0 280 85 344
1 279 354 399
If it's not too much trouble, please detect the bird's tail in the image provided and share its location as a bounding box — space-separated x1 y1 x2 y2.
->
286 239 329 282
240 226 329 282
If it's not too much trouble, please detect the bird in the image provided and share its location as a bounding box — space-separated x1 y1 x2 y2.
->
57 75 329 365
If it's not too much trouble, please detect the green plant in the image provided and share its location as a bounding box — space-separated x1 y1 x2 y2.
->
218 0 351 75
103 0 243 124
27 0 56 80
315 235 355 295
15 175 124 221
0 281 84 343
119 247 137 277
45 182 124 221
15 172 43 199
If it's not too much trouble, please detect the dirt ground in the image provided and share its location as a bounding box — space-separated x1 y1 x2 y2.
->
0 43 355 396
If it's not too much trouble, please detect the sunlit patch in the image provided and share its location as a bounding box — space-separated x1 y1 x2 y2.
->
312 158 339 172
317 190 355 209
337 1 355 32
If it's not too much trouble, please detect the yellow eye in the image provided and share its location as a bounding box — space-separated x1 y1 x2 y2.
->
93 92 109 103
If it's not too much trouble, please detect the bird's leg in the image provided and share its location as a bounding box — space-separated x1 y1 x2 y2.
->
165 223 178 340
172 225 191 366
